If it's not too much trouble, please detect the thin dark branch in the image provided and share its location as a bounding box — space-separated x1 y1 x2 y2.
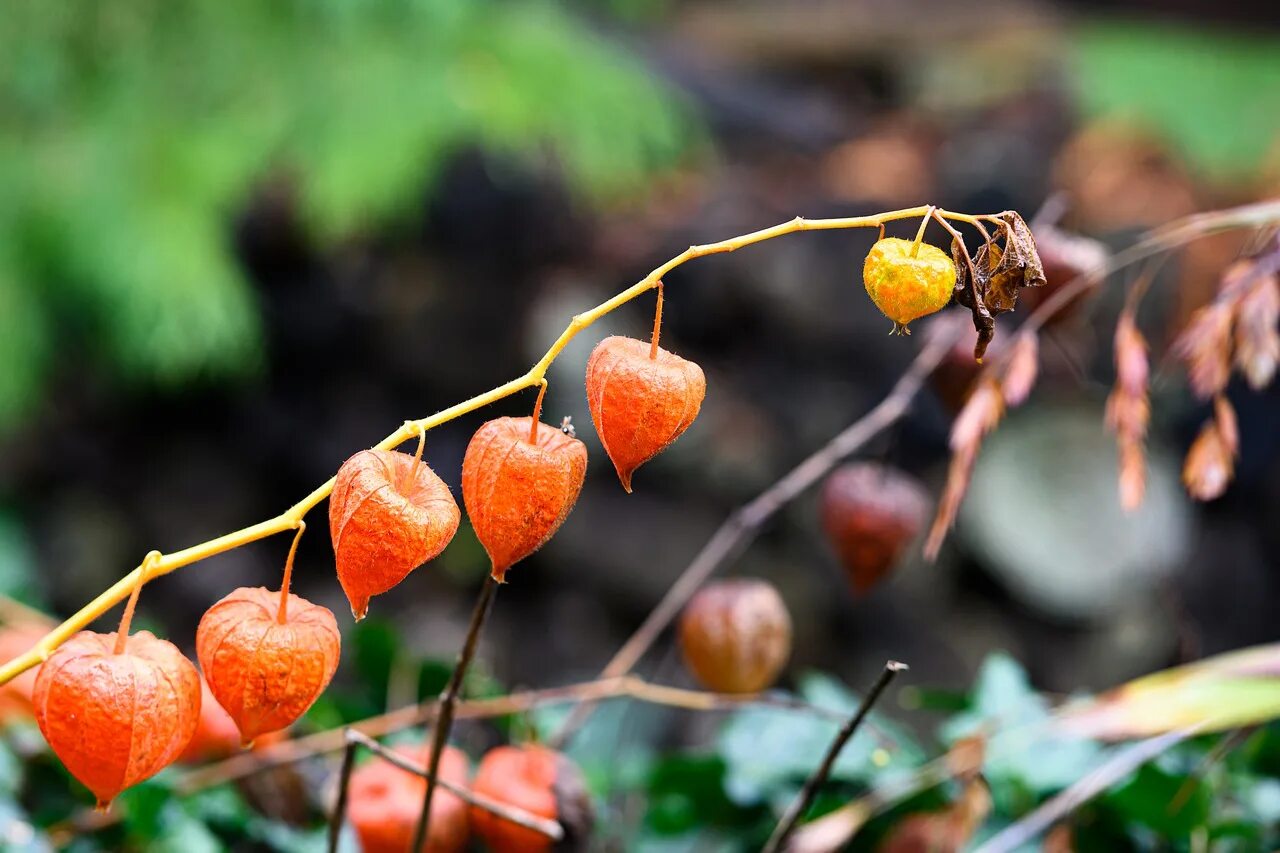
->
762 661 908 853
326 739 358 853
412 574 500 850
548 331 957 749
344 730 564 841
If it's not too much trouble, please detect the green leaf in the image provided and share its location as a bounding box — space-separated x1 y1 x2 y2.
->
942 653 1102 802
718 672 923 807
1104 764 1210 837
645 754 764 836
1074 21 1280 180
0 514 41 604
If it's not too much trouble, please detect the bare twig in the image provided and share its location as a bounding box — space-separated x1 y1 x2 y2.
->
326 740 358 853
973 729 1195 853
763 661 908 853
177 675 860 794
412 575 499 851
549 330 959 748
343 730 563 841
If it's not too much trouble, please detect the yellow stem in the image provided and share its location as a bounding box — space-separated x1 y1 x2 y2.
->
0 205 990 687
277 522 307 624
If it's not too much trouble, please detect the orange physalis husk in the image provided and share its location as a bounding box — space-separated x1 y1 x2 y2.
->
820 462 930 594
461 416 587 582
585 335 706 493
329 449 461 619
349 742 470 853
179 677 287 764
0 622 49 725
678 579 792 693
34 630 201 809
196 587 340 745
471 744 594 853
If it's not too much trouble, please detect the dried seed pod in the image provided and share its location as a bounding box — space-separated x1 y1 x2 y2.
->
33 630 201 808
820 463 930 594
585 335 706 492
349 743 470 853
863 237 957 334
196 587 340 745
330 449 461 619
678 579 792 693
179 678 243 764
471 744 594 853
461 417 588 582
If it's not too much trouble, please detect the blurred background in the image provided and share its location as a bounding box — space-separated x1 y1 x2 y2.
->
2 0 1280 849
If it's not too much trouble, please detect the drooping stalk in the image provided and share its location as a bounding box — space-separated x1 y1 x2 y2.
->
276 522 307 624
528 380 548 444
649 280 665 359
112 551 160 655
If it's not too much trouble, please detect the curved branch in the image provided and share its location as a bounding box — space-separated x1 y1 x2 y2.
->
0 204 987 688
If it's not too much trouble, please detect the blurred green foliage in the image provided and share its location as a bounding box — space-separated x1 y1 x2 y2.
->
0 0 694 429
1074 20 1280 181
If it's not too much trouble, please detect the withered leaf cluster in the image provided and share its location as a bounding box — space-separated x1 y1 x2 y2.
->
952 211 1047 360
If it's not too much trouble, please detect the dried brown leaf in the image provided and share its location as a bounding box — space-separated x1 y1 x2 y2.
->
952 237 994 361
1214 395 1239 458
925 447 976 563
1107 312 1151 513
1183 419 1234 501
1175 302 1235 399
1001 333 1039 407
1234 272 1280 389
1116 439 1147 513
951 213 1047 362
945 735 987 783
1113 312 1149 396
986 211 1048 311
950 380 1004 453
